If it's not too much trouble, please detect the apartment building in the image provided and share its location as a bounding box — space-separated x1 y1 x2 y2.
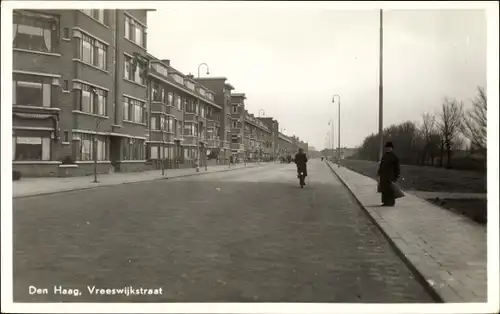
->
277 132 294 157
229 93 246 160
12 9 153 177
257 117 279 160
145 57 221 169
243 111 272 161
194 77 235 164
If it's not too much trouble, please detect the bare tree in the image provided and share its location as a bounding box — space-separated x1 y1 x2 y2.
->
437 98 464 168
461 86 487 156
419 113 437 165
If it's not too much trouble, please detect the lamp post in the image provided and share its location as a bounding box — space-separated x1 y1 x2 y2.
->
378 9 384 162
91 87 102 183
328 119 334 162
93 118 102 183
332 94 340 167
161 116 165 176
196 63 210 172
258 109 265 118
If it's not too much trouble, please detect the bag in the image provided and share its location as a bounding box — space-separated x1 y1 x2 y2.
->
391 182 405 199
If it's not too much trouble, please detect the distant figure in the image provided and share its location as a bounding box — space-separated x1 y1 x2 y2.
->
294 148 308 180
377 142 401 206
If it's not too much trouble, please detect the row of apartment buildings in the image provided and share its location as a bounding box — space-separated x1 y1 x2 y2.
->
12 9 308 177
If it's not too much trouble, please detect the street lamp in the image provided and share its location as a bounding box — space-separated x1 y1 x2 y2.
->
90 88 102 183
196 63 210 172
258 109 265 117
332 94 340 167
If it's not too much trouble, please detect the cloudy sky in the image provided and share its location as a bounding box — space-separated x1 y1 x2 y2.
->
146 5 486 150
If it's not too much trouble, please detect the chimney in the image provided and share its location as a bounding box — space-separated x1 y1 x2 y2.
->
161 59 170 66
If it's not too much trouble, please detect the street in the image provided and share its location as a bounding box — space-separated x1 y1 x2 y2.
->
13 160 434 302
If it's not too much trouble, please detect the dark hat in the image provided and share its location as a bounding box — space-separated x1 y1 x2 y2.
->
385 141 394 148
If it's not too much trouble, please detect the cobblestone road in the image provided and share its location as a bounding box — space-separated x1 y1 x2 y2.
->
13 160 434 302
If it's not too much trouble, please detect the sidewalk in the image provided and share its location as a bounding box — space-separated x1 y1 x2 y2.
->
13 162 267 198
326 161 487 303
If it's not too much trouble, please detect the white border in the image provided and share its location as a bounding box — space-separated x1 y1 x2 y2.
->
2 1 499 314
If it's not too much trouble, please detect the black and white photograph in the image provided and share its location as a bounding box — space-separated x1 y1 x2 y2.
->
1 1 499 313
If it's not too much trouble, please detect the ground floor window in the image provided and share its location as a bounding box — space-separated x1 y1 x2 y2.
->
73 133 108 161
13 135 51 161
184 147 196 160
122 138 145 160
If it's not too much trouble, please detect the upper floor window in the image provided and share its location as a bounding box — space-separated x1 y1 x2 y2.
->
151 62 168 77
232 105 238 114
185 80 195 91
125 14 146 48
167 93 173 106
13 73 53 107
175 95 182 110
74 31 107 70
185 99 195 113
13 10 59 53
151 81 165 102
123 96 146 123
207 93 214 101
75 83 107 116
81 9 108 25
171 74 184 85
124 54 145 85
198 88 206 97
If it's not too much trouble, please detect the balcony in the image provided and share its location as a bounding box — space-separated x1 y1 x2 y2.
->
184 113 197 122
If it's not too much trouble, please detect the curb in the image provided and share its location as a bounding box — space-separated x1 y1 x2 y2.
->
13 163 265 199
324 161 444 303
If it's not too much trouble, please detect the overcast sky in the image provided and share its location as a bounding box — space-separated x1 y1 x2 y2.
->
147 7 486 150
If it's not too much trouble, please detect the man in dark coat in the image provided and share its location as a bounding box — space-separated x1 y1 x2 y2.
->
294 148 308 179
377 141 400 206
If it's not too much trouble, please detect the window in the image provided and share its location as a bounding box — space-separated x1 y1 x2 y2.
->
63 80 69 91
13 73 52 107
151 63 168 77
63 28 69 39
150 116 157 130
123 96 145 123
184 122 198 136
207 128 214 139
176 120 182 137
122 138 145 160
64 131 69 142
168 93 174 106
200 105 205 118
13 10 59 53
172 74 184 85
175 95 181 110
199 88 206 97
77 84 107 115
13 136 50 161
74 133 107 161
82 9 107 25
124 54 145 85
232 105 238 113
151 81 163 102
185 99 195 113
185 80 195 91
165 116 173 132
125 15 146 48
74 32 107 70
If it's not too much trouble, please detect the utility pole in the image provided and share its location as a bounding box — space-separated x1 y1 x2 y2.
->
378 9 384 162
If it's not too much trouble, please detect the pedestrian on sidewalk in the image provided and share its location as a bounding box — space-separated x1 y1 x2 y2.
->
377 141 401 207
